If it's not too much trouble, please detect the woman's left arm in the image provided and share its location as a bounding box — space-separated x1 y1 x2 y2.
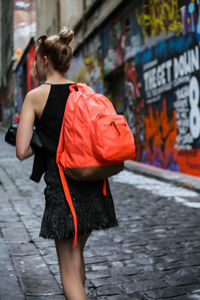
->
16 92 35 161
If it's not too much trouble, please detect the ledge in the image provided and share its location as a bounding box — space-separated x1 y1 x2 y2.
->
125 160 200 193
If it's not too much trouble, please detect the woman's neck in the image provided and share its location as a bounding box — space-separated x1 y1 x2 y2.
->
45 71 73 84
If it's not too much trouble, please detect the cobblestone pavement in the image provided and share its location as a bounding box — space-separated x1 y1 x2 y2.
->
0 129 200 300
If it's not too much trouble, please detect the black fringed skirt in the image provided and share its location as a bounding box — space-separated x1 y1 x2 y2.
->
39 158 118 239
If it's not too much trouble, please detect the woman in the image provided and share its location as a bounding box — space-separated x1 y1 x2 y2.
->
16 27 118 300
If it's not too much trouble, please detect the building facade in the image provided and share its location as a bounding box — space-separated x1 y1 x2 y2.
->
0 0 36 126
35 0 200 177
13 38 37 124
64 0 200 178
0 0 14 125
36 0 61 37
35 0 83 37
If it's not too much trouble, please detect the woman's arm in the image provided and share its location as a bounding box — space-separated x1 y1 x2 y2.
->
16 92 35 161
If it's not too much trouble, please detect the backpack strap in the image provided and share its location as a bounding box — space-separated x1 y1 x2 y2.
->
103 178 107 196
69 83 94 94
56 116 78 248
57 163 78 248
69 83 87 92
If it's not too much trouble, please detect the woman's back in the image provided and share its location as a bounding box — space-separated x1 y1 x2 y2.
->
35 83 73 153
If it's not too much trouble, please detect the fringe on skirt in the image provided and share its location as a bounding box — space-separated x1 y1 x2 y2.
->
39 159 118 239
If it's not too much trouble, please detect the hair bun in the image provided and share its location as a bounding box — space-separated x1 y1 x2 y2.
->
59 27 74 44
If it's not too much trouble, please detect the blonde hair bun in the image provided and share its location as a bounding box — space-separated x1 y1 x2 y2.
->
59 27 74 44
37 27 74 73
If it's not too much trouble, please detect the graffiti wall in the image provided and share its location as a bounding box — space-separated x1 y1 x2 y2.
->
136 0 183 40
134 32 200 175
182 0 200 40
69 0 200 176
15 66 23 124
27 44 37 92
68 16 128 91
14 40 37 124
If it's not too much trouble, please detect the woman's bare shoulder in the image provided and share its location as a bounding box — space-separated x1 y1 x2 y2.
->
24 85 51 118
26 84 50 100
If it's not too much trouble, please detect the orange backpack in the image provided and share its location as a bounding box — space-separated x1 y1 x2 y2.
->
56 83 135 247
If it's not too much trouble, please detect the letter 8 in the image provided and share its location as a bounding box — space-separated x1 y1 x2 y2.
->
189 76 200 139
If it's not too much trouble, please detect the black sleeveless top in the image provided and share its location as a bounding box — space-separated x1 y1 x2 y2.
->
30 84 73 182
35 84 72 153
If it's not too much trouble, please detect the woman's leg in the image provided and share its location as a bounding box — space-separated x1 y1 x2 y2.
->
55 233 90 300
78 233 90 285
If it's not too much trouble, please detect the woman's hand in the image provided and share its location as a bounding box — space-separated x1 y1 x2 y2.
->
16 92 35 160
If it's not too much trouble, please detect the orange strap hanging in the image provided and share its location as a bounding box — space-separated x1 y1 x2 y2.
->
58 169 107 248
103 178 107 196
56 117 78 248
58 164 78 248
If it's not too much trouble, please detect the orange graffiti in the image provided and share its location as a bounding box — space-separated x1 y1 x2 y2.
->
144 99 179 170
177 150 200 177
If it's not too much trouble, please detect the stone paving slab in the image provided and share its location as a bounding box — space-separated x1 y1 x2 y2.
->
26 296 65 300
19 275 61 295
7 242 38 256
0 237 25 299
2 226 31 243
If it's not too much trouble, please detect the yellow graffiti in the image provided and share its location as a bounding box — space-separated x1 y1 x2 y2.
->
70 68 87 83
136 0 183 40
84 55 104 91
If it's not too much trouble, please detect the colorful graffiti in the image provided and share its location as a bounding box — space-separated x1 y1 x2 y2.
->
68 52 87 83
183 0 200 43
124 61 140 132
15 66 23 124
68 36 104 93
134 32 200 175
68 0 200 176
85 55 104 93
70 1 182 90
69 18 127 89
14 41 37 123
27 44 37 92
136 0 183 40
101 20 125 76
143 99 179 171
124 10 144 61
124 60 144 161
